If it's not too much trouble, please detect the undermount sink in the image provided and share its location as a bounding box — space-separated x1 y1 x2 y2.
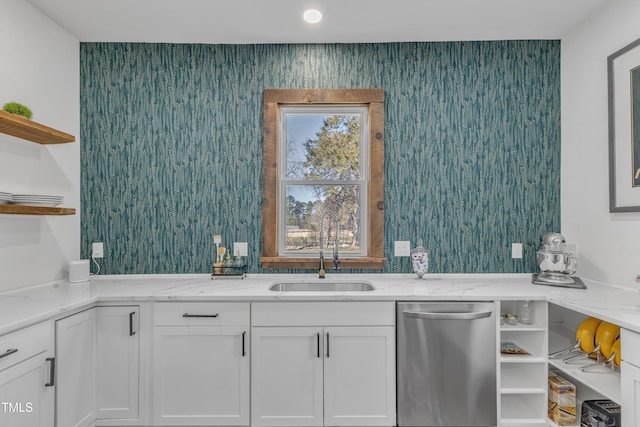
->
268 280 375 292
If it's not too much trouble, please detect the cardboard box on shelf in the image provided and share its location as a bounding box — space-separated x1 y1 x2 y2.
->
548 374 576 426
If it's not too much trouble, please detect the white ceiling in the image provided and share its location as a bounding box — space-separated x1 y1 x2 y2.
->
27 0 608 44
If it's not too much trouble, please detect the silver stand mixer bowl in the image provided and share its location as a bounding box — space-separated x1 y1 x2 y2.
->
532 233 585 289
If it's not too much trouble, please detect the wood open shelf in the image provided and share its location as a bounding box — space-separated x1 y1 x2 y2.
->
0 204 75 216
0 110 75 144
0 110 76 216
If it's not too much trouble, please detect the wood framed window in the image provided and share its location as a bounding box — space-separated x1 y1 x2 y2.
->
261 89 385 270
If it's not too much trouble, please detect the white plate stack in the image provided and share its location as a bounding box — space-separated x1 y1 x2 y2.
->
0 192 12 204
11 194 64 207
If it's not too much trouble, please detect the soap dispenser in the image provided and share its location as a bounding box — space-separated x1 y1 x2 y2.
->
411 239 429 278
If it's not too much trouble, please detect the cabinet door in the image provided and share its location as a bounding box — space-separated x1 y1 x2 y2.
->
251 327 323 427
323 326 396 426
56 309 96 427
95 306 139 420
0 355 54 427
622 360 640 426
153 325 249 426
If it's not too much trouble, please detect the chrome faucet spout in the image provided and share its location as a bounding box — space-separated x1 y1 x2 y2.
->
319 250 326 279
319 210 339 276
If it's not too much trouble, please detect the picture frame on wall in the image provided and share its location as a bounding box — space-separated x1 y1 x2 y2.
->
608 36 640 212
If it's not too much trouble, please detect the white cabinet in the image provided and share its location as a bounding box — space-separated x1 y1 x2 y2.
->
95 305 141 424
621 328 640 426
251 302 395 427
152 302 250 426
498 300 548 427
57 305 144 427
251 327 324 426
0 322 54 427
323 326 395 426
56 308 96 427
621 361 640 426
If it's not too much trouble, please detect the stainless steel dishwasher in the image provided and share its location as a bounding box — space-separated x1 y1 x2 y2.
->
397 301 497 427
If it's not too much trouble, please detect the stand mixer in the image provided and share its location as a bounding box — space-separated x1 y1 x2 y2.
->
532 233 586 289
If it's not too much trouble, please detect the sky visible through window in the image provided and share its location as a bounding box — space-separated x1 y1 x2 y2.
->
286 114 327 202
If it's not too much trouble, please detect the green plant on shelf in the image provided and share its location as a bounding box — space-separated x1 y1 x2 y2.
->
3 102 33 119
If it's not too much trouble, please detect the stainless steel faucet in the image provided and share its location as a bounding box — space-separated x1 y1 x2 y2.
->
318 210 340 278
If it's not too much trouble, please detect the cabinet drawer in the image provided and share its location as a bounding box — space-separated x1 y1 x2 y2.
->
0 321 52 370
154 302 250 326
252 302 395 326
622 328 640 367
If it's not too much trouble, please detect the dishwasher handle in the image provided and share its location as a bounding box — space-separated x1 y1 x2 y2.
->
403 310 492 320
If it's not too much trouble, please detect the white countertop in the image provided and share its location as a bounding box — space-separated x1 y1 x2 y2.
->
1 273 640 335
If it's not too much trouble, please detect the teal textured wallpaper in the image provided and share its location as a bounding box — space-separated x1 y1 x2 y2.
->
80 41 560 274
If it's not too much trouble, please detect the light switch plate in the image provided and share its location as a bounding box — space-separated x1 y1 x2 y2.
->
234 242 248 257
511 243 523 259
394 241 411 257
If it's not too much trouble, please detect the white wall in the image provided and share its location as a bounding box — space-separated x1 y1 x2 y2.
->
562 0 640 289
0 1 79 292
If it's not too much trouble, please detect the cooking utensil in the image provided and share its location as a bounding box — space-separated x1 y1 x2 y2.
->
611 338 621 367
579 323 620 371
565 320 619 364
550 317 601 358
596 322 620 359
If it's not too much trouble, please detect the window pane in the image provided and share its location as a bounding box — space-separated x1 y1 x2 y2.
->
285 114 361 180
284 184 362 255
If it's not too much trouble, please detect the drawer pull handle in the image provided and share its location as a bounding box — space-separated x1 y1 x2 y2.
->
129 311 136 336
45 357 55 387
242 331 247 357
0 348 17 360
326 332 330 358
182 313 219 318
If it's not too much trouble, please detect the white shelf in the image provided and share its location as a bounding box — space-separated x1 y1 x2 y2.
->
501 387 546 395
501 362 547 390
500 418 547 426
501 325 547 333
548 311 621 404
502 331 547 359
548 323 576 354
499 301 549 427
549 358 620 404
501 355 547 364
548 419 578 427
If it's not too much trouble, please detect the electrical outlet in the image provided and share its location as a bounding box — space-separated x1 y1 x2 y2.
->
92 242 104 259
234 242 248 257
394 241 411 257
511 243 523 259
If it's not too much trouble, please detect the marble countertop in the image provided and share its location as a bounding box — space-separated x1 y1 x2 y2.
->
1 273 639 335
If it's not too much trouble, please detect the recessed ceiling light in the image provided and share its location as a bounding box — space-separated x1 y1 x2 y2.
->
303 9 322 24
